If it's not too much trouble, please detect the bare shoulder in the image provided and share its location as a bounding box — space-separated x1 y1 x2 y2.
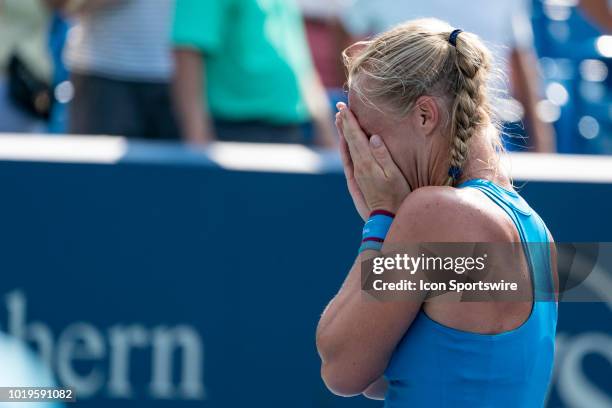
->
388 186 518 243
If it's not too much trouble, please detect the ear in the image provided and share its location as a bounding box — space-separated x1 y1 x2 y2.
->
412 96 440 136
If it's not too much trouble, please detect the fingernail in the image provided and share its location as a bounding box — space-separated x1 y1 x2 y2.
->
370 134 382 148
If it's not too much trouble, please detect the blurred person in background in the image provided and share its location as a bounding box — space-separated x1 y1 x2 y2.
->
0 0 53 133
47 11 70 133
46 0 179 140
172 0 337 146
341 0 557 153
296 0 351 106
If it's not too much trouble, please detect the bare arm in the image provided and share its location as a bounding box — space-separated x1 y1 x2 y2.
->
510 48 556 153
172 49 214 144
300 71 338 147
579 0 612 32
44 0 124 13
362 376 388 400
331 18 353 80
315 238 422 396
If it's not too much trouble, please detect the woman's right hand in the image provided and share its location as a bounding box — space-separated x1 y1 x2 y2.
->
336 109 370 221
336 103 411 221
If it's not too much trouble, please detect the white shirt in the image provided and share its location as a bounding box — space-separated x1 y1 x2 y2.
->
65 0 174 81
341 0 534 77
295 0 352 20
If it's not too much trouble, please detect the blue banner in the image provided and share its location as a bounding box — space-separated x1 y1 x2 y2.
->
0 141 610 407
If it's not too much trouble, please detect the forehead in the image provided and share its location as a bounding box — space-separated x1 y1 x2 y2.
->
347 88 388 135
347 88 364 113
348 88 374 121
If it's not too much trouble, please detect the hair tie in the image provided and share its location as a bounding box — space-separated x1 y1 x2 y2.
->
448 166 463 180
449 29 463 47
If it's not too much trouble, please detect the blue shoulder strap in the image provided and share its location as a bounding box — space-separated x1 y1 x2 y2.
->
457 179 554 300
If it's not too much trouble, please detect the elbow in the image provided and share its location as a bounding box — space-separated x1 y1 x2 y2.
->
320 361 374 397
316 329 382 396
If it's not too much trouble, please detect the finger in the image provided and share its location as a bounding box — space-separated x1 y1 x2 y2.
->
339 129 355 181
336 111 350 166
340 108 372 163
335 112 343 138
335 114 349 158
369 134 401 179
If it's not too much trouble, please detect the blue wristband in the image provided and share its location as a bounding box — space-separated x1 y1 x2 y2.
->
359 210 395 254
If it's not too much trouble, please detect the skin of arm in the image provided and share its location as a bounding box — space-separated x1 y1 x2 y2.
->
362 376 388 400
510 48 556 153
300 70 339 147
331 18 353 87
579 0 612 32
172 48 215 144
44 0 123 13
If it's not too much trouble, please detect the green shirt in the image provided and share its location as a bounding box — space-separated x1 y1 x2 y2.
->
172 0 313 124
0 0 51 80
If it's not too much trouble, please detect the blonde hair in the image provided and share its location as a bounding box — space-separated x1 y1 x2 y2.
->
344 18 500 186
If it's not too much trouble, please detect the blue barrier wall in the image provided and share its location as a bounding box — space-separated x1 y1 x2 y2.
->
0 138 610 407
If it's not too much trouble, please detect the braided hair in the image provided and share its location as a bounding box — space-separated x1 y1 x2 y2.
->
343 19 495 186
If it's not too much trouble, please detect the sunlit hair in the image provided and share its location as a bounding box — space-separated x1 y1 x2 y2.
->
343 18 504 186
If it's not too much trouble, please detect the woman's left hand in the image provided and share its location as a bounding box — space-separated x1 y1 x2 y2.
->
337 103 411 217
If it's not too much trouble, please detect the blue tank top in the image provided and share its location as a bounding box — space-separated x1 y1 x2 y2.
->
384 179 557 408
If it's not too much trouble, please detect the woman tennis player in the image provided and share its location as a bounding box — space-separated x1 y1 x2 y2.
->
316 19 558 407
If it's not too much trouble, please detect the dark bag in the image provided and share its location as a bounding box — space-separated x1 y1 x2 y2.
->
7 54 53 120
